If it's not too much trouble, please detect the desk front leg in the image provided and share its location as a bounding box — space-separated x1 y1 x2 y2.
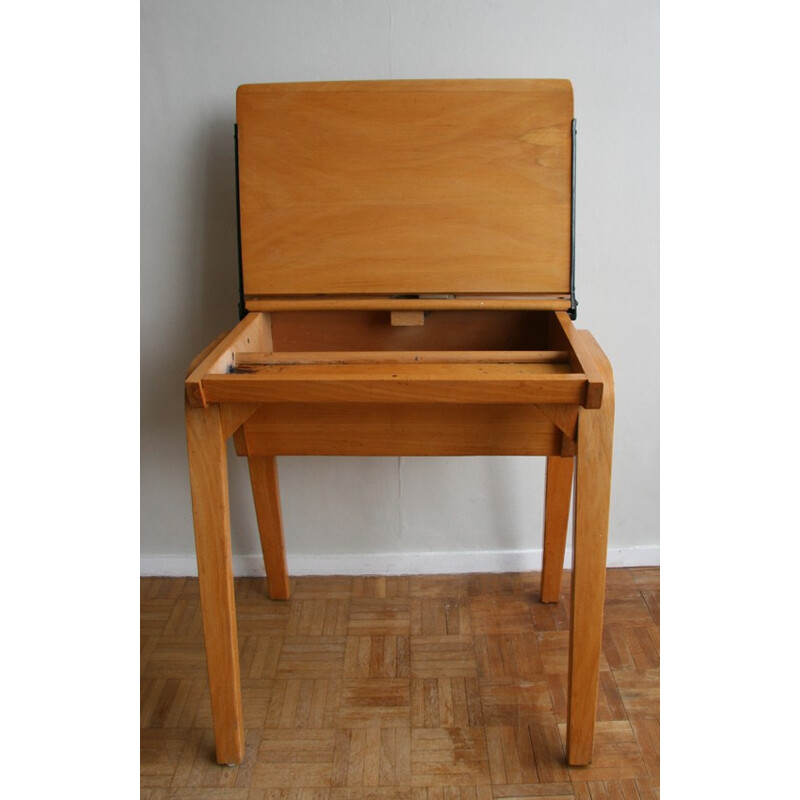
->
185 402 245 765
566 334 614 766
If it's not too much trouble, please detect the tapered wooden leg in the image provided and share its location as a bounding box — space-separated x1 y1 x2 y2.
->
541 455 574 603
567 333 614 766
185 402 244 765
247 455 290 600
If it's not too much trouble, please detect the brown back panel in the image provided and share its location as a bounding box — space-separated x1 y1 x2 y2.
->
236 80 574 297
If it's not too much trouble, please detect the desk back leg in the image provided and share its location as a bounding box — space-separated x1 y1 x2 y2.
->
186 403 245 765
541 455 574 603
566 333 614 766
247 455 291 600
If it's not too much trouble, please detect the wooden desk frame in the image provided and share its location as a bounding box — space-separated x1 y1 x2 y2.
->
185 307 613 767
185 79 614 769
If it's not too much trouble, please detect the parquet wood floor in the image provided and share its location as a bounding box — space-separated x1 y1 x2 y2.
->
141 568 659 799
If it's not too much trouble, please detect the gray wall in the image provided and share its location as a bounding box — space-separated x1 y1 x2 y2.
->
141 0 659 574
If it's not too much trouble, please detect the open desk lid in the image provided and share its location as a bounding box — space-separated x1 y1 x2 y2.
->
235 80 575 312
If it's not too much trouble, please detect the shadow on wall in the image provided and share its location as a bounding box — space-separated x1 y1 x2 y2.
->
189 116 242 346
142 114 240 443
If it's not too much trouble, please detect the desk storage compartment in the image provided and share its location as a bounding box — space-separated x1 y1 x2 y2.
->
187 308 601 409
186 307 600 459
267 309 549 352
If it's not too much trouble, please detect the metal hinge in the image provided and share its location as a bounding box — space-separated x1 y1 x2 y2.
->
234 124 246 321
390 294 455 300
568 118 578 320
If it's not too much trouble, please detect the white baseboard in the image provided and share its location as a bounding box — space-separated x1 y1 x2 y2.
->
140 546 659 577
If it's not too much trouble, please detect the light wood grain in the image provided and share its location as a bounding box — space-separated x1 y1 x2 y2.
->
247 455 290 600
391 310 426 327
236 403 562 457
184 401 244 764
237 80 573 297
201 364 587 406
246 294 573 311
234 350 570 368
185 313 273 408
410 728 492 786
550 313 604 409
185 331 229 377
218 402 261 439
536 403 578 441
541 456 574 603
567 331 615 765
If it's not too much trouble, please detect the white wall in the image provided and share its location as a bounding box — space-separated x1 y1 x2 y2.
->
141 0 659 574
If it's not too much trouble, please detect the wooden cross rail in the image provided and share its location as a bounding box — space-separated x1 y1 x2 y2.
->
232 350 571 371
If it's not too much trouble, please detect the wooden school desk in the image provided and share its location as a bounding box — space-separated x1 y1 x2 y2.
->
185 80 614 767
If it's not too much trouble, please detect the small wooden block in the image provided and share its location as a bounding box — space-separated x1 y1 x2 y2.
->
390 310 425 326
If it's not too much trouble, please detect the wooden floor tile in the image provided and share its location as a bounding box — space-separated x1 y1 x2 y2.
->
141 576 188 601
411 636 477 678
560 721 647 782
633 777 659 799
352 576 411 598
485 725 538 785
465 573 520 596
535 632 570 675
411 677 484 728
411 597 473 635
141 729 194 788
163 597 205 636
612 670 660 719
332 727 412 788
491 784 573 799
330 789 413 800
276 636 348 678
411 729 492 787
252 730 337 788
262 677 337 729
468 596 536 634
293 575 354 598
336 679 411 727
344 635 411 678
530 597 570 633
630 569 659 592
475 633 545 679
232 728 264 790
602 626 659 673
144 789 252 798
528 720 570 784
240 634 283 679
480 679 555 726
236 598 291 635
287 599 350 636
142 569 659 796
594 672 626 723
408 574 472 598
144 639 210 678
573 778 652 800
603 570 642 597
349 599 412 635
629 717 659 778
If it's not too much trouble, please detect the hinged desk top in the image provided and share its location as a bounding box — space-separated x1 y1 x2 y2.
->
236 79 574 307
